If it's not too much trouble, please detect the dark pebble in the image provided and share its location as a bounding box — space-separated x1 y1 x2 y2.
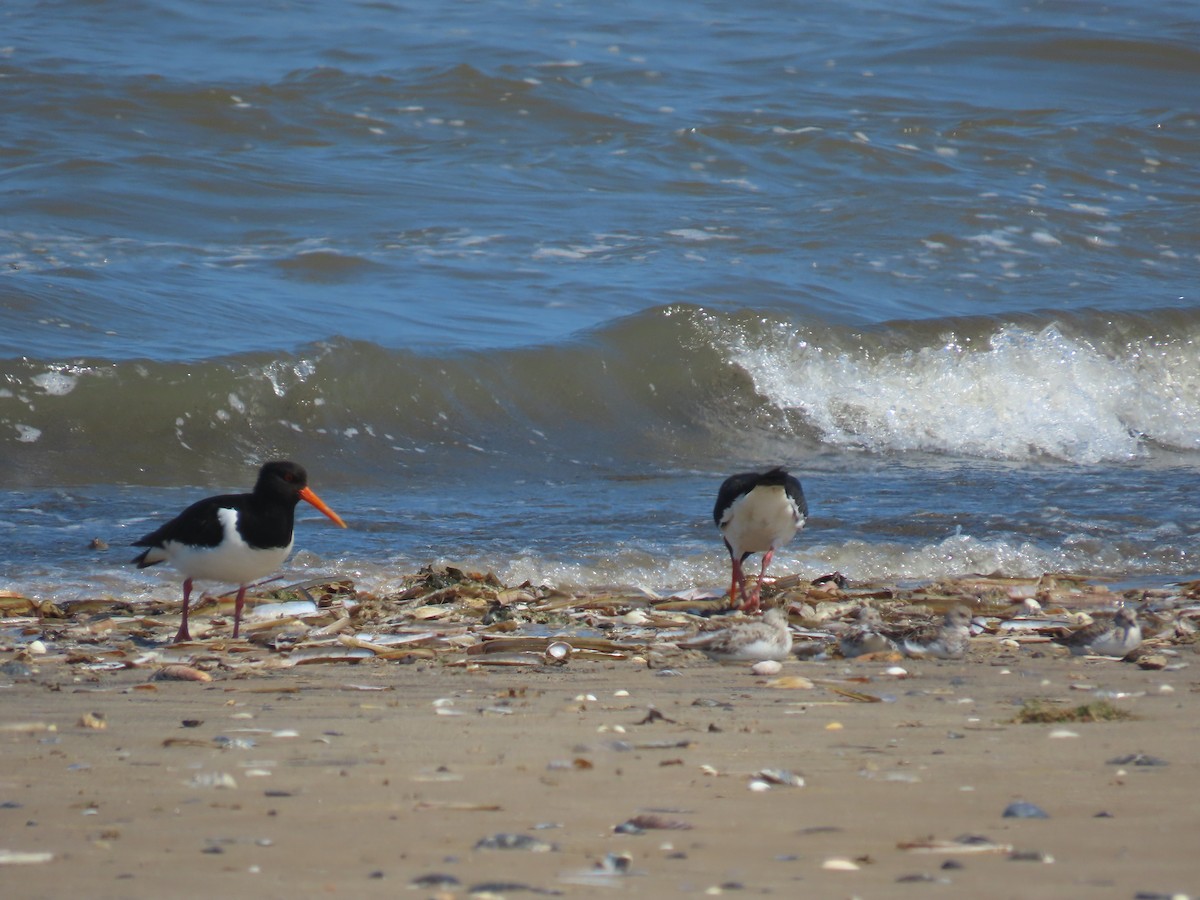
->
0 661 33 679
410 873 459 888
613 821 644 835
180 719 203 728
941 859 964 870
0 801 22 809
1003 801 1050 819
368 870 384 879
468 882 558 896
897 873 940 883
1107 753 1168 767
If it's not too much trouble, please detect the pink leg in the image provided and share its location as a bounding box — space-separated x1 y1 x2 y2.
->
747 550 775 614
232 585 248 639
729 556 747 609
173 578 194 644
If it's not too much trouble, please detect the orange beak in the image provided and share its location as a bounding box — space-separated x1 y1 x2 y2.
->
299 486 347 529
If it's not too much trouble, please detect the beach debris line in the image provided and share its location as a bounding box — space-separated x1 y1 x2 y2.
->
3 564 1198 677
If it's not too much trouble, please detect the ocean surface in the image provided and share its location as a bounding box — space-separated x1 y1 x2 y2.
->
3 0 1199 603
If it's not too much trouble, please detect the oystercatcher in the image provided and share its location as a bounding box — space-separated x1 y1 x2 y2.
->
132 460 346 643
713 467 808 612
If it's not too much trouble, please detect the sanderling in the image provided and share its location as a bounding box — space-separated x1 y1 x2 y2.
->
1054 606 1142 658
839 606 898 658
679 606 793 662
902 605 972 660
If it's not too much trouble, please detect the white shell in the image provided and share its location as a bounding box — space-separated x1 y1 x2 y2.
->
751 659 782 676
822 858 860 871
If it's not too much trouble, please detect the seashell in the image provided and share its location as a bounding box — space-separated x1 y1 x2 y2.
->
0 850 54 865
619 813 692 831
245 600 318 620
544 640 572 664
473 833 556 852
748 779 771 792
152 665 212 682
1048 729 1078 739
77 712 106 730
1009 849 1055 863
884 666 908 677
754 768 805 788
186 772 237 789
764 675 814 690
26 640 47 656
750 659 782 676
822 857 860 871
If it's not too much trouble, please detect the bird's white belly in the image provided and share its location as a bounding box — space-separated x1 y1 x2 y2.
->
721 486 804 554
163 508 293 585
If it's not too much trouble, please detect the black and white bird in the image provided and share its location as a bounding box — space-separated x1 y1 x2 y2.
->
132 460 346 643
713 467 808 612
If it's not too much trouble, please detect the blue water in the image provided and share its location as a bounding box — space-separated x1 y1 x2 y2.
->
2 0 1199 600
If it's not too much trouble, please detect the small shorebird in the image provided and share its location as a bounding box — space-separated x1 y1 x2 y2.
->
839 606 898 658
678 606 794 662
1054 606 1142 657
713 467 807 612
132 461 346 643
902 605 972 660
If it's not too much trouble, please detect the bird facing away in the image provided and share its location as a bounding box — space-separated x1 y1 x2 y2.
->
1054 606 1142 657
132 461 346 643
713 467 808 612
678 606 794 662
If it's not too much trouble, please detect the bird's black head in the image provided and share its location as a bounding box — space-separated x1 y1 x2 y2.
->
255 460 309 497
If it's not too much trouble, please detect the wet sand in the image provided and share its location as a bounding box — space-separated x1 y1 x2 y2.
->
2 642 1197 899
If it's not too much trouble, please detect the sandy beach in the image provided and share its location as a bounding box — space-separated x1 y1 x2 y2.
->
2 571 1198 900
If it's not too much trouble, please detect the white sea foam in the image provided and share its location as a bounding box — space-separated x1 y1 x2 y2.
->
729 323 1200 463
31 371 78 396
